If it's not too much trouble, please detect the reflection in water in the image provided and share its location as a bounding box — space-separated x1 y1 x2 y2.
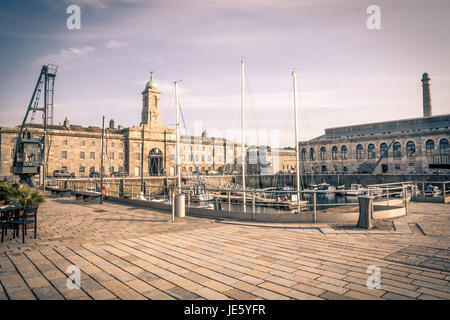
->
200 194 359 214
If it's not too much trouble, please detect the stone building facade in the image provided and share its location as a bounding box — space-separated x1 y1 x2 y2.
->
297 74 449 175
0 74 243 178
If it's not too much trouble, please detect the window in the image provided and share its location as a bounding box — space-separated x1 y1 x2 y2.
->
309 148 315 161
89 166 95 173
341 146 347 160
63 140 68 145
110 152 114 160
440 138 449 154
356 144 363 159
368 144 375 159
393 142 401 158
109 166 114 173
79 166 85 173
301 148 307 161
136 153 141 161
332 146 338 160
90 152 95 160
118 166 124 173
80 151 85 160
61 166 67 171
406 141 415 158
91 141 95 147
61 151 67 159
119 153 124 160
81 140 86 146
380 143 388 157
319 147 327 161
425 139 435 156
111 142 115 148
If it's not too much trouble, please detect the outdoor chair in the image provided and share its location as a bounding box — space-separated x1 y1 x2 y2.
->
1 207 19 242
9 207 38 243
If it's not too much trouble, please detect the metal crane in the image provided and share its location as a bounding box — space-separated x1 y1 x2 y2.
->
11 64 58 187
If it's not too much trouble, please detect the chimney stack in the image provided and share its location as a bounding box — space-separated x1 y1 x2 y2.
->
421 73 432 117
63 116 70 129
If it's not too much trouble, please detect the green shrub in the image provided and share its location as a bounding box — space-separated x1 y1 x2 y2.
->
0 182 14 204
11 184 45 210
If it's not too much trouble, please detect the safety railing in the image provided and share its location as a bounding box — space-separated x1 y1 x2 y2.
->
47 178 414 220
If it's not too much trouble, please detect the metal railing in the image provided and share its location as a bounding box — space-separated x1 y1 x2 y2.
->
47 178 416 220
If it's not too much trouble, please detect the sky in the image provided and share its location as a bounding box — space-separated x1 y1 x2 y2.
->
0 0 449 148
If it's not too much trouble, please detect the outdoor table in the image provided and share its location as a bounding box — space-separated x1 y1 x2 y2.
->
0 204 19 242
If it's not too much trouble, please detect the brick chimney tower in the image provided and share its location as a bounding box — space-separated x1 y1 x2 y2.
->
421 73 432 117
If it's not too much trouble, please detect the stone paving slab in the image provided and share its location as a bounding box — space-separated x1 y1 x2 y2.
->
1 198 450 300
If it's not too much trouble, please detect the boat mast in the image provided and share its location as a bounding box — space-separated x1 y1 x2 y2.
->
241 57 246 212
292 70 301 212
175 81 181 193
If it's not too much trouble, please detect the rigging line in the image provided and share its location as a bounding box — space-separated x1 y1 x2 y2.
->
178 102 207 205
244 66 261 148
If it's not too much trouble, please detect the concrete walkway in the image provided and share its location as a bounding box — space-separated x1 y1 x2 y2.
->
0 197 449 300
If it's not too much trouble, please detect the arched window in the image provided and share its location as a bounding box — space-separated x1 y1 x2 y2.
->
368 144 375 159
332 146 338 160
154 95 158 106
301 148 307 161
309 148 315 161
149 148 164 176
356 144 363 159
341 146 347 160
380 143 388 157
440 138 449 154
393 142 401 158
406 141 415 158
425 139 435 156
320 147 327 160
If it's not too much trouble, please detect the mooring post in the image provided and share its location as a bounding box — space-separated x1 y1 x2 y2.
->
386 186 389 206
403 185 408 214
171 190 175 223
252 192 255 215
187 191 190 211
228 191 231 212
313 192 317 220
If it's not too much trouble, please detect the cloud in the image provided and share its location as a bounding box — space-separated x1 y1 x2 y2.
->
40 45 95 66
106 40 128 49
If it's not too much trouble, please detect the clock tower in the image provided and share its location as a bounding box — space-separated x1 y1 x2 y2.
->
141 72 163 129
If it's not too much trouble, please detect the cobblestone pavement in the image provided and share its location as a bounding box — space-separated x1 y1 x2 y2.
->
0 197 449 300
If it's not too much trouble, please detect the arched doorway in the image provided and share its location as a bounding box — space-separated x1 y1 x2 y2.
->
149 148 163 176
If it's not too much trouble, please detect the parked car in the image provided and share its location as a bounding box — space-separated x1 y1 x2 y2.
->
110 171 125 177
53 170 75 178
89 171 106 178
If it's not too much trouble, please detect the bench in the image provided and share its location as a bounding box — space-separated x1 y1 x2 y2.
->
46 186 72 198
73 191 102 204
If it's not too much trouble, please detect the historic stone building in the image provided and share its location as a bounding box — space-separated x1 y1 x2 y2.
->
298 73 449 175
0 74 243 178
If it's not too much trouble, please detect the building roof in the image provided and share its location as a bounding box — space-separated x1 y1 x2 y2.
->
22 123 121 134
309 114 450 141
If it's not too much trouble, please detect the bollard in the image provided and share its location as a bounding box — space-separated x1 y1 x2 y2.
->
175 193 186 217
252 193 255 215
228 191 231 212
313 192 317 221
171 192 175 222
357 195 374 229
